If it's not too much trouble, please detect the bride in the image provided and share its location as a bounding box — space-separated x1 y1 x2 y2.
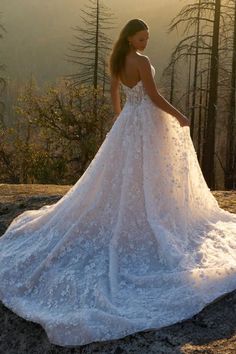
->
0 18 236 348
110 19 189 128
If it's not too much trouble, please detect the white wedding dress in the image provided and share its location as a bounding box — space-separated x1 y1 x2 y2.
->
0 64 236 347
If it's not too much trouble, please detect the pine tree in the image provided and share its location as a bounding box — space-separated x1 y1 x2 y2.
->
64 0 116 141
64 0 115 91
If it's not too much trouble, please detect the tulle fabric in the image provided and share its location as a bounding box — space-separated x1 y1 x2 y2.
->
0 65 236 347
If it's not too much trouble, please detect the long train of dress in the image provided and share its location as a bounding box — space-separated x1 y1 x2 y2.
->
0 65 236 347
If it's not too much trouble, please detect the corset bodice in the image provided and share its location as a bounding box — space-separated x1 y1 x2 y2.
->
121 65 156 106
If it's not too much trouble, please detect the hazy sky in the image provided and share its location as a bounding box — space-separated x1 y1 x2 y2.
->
0 0 187 87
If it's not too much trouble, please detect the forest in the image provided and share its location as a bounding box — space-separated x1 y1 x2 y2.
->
0 0 235 190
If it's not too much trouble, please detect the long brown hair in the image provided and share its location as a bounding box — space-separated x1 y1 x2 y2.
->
109 19 149 78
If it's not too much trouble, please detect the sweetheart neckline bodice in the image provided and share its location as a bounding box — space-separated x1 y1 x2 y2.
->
121 80 143 90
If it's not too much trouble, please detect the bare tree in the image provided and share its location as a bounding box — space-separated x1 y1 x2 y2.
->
201 0 221 189
64 0 115 141
161 53 177 105
225 0 236 189
167 0 215 139
0 11 7 126
64 0 115 91
165 0 236 189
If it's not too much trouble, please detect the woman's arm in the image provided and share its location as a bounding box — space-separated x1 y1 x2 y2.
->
138 56 190 127
110 75 122 117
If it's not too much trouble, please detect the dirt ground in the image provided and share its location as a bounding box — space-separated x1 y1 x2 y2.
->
0 184 236 354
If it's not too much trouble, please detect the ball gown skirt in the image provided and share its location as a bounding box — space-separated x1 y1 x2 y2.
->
0 65 236 347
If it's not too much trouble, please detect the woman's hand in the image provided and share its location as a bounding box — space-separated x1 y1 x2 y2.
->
176 113 190 127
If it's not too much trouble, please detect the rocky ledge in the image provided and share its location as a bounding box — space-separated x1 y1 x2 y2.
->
0 184 236 354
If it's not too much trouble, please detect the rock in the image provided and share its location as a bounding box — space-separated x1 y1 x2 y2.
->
0 184 236 353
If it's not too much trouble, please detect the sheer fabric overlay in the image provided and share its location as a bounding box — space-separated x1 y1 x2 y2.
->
0 65 236 347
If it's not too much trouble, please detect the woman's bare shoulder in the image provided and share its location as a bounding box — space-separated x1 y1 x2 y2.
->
137 53 150 60
136 54 151 67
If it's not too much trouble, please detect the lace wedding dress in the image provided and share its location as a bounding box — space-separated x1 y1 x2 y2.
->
0 64 236 347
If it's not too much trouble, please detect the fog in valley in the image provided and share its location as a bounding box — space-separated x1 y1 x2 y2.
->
0 0 187 87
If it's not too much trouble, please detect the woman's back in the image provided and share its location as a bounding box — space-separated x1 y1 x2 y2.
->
119 53 143 89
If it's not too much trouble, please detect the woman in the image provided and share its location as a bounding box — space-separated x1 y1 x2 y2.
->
110 19 189 128
0 18 236 348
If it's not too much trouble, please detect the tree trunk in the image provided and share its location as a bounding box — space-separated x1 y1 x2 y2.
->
186 55 192 117
201 61 210 166
197 71 203 160
93 0 99 123
169 59 175 104
94 0 99 90
190 0 201 139
225 0 236 189
202 0 221 189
